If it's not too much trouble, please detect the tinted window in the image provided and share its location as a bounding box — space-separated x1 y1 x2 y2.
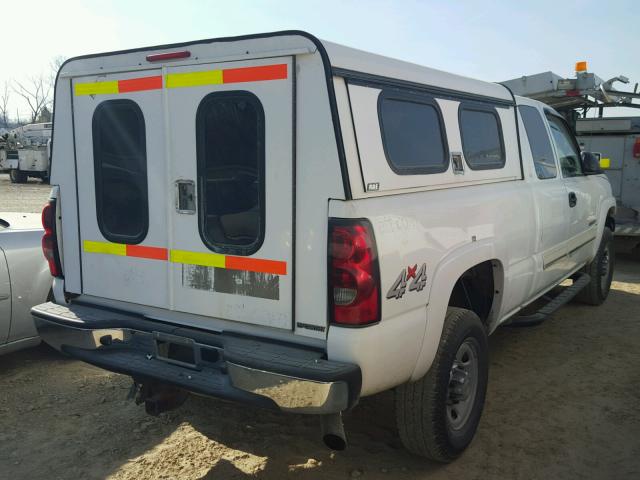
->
519 106 557 179
92 100 148 244
378 93 448 175
459 107 505 170
196 91 264 255
546 114 583 177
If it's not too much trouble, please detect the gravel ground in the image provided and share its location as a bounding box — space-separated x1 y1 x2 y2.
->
1 177 639 479
0 173 51 213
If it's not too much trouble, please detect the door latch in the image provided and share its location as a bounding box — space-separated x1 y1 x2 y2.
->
175 180 196 214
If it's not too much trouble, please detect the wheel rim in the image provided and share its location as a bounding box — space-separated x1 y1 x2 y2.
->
600 245 611 292
446 339 479 431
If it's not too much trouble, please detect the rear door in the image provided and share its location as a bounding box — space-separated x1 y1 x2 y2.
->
546 113 598 268
73 69 170 308
166 58 293 329
517 105 572 292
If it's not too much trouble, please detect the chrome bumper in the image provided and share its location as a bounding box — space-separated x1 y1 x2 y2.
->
32 302 359 415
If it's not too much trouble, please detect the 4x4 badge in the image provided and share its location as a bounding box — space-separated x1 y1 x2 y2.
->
387 263 427 299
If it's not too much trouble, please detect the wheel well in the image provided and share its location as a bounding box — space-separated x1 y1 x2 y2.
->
606 208 615 232
448 260 500 325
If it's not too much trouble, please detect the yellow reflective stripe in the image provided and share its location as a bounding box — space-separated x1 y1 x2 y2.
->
165 70 223 89
83 240 126 256
75 81 119 96
170 249 225 268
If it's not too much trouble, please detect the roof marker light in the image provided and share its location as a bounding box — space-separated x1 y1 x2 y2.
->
575 61 588 72
146 50 191 62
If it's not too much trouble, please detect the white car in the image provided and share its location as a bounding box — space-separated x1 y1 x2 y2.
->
1 212 51 354
33 31 615 462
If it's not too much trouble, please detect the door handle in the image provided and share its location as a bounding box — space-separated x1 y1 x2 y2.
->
568 192 577 208
175 180 196 214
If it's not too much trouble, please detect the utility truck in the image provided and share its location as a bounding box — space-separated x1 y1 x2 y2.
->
0 123 52 182
32 31 615 462
503 63 640 254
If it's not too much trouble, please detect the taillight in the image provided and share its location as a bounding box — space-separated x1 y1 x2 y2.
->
42 200 62 278
633 137 640 159
328 218 380 326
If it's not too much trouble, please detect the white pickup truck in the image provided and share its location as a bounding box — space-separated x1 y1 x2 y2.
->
32 31 616 462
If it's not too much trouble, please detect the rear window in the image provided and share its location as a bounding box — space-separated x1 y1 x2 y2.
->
378 92 448 175
92 99 148 244
518 105 557 179
459 106 505 170
196 91 265 255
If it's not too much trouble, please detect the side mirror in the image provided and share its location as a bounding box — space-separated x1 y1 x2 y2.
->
581 151 603 175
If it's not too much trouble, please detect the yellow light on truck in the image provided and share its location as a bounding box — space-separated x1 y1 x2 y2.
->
575 61 588 72
600 157 611 169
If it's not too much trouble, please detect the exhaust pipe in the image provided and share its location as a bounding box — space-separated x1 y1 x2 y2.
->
321 412 347 451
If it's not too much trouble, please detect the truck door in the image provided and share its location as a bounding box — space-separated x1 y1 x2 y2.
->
166 58 294 329
72 69 171 309
518 105 572 294
546 113 598 269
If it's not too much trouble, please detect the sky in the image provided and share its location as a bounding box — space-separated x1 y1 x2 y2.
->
2 0 639 119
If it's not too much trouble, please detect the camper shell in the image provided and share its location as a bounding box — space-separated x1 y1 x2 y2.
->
32 31 615 460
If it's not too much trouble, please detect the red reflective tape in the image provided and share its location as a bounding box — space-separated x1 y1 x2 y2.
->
225 256 287 275
118 76 163 93
222 64 288 84
126 244 168 261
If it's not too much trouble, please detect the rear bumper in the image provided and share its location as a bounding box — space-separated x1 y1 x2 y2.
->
32 302 360 414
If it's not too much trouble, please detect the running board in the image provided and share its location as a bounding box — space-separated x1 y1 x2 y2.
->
504 273 591 327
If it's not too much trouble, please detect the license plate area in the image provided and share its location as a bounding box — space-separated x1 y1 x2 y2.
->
153 332 201 370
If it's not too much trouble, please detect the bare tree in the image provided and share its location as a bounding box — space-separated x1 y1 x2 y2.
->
13 75 51 124
49 56 66 83
0 82 9 128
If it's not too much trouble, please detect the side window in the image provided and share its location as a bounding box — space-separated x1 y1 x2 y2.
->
196 91 265 255
546 114 583 177
378 92 448 175
518 105 557 179
459 106 505 170
92 99 148 244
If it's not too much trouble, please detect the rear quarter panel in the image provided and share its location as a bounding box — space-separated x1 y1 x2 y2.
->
327 180 537 395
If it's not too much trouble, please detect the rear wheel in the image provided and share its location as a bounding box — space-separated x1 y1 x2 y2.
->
9 169 27 183
575 227 614 305
395 307 488 462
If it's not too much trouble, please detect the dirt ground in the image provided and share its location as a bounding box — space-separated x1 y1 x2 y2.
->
1 175 639 479
0 173 51 213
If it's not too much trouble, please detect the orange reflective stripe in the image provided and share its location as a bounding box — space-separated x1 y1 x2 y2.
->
118 76 162 93
222 64 288 84
84 240 286 275
75 64 287 96
225 256 287 275
126 244 168 261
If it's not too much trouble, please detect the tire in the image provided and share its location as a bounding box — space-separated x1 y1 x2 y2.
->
395 307 489 462
575 227 614 305
9 169 27 183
